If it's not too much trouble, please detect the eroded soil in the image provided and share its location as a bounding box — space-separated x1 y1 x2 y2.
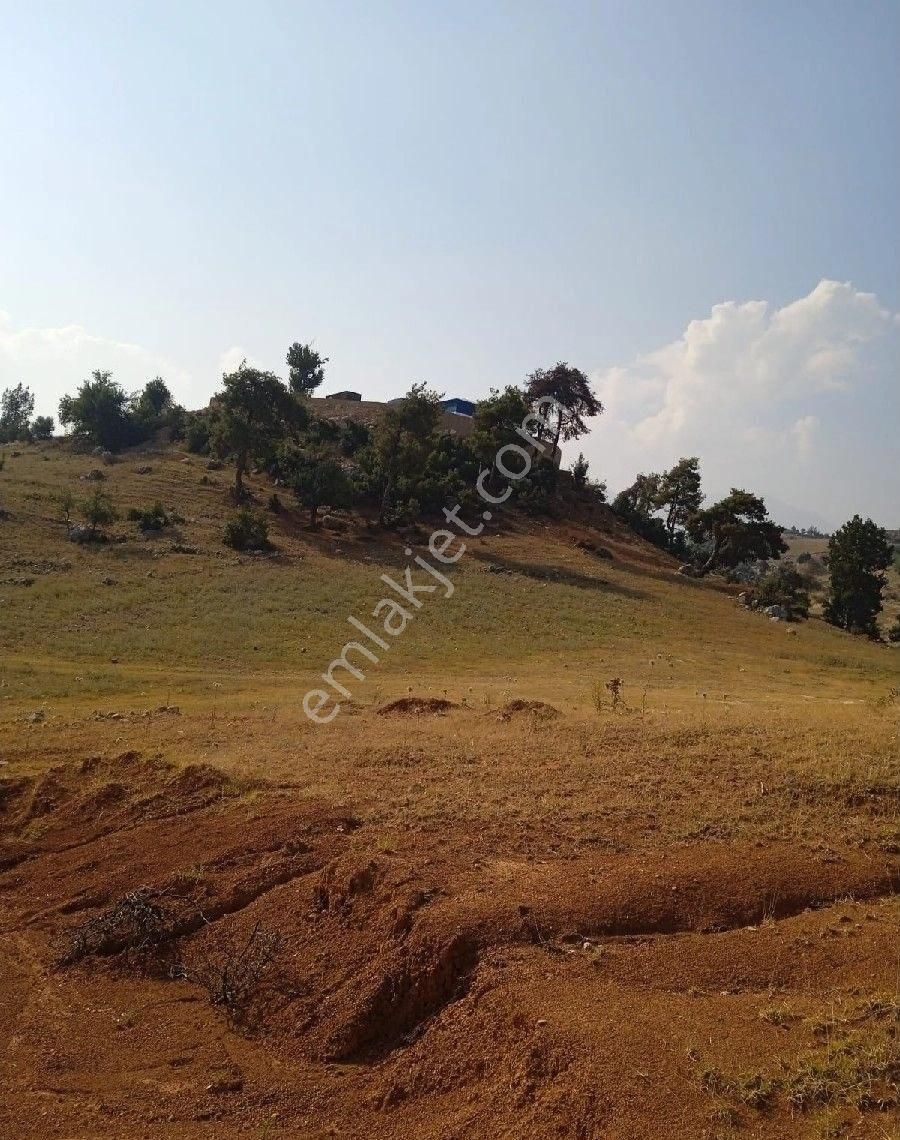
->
1 749 897 1139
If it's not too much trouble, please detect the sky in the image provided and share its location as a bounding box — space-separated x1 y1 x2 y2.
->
1 0 897 529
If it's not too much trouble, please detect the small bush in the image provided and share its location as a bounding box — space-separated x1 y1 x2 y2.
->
756 564 811 621
267 492 282 513
223 508 269 551
79 489 118 538
177 921 282 1023
127 501 171 532
888 615 900 643
61 887 177 971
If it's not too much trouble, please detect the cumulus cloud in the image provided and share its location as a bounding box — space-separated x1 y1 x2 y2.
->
0 311 195 421
576 280 900 528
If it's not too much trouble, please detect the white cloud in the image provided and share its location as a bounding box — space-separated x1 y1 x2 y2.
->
0 311 195 421
575 280 900 528
216 346 262 376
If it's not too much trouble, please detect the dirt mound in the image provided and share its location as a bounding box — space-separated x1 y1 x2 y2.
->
377 696 458 716
0 753 250 870
496 698 561 721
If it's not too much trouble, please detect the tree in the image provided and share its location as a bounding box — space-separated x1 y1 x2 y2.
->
210 363 302 497
524 362 602 450
688 489 786 576
366 383 442 524
286 342 327 396
469 386 531 464
134 377 172 420
0 383 35 442
823 515 893 636
656 457 703 541
283 449 354 527
31 415 55 440
58 371 135 451
613 473 662 519
572 453 590 490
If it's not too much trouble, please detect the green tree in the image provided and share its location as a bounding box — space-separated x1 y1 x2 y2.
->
0 383 35 442
469 386 531 464
30 415 55 440
283 449 354 528
656 457 703 541
210 363 302 497
823 515 893 636
286 342 327 396
571 452 590 490
365 383 442 524
688 489 786 576
524 362 602 450
58 371 135 451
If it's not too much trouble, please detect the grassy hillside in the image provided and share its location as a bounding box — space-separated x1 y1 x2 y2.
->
1 439 896 716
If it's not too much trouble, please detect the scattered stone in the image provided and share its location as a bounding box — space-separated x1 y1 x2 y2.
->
205 459 223 470
134 465 153 475
101 576 116 586
82 469 106 482
26 710 46 724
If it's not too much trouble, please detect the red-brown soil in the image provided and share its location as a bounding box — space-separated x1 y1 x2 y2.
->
1 753 897 1139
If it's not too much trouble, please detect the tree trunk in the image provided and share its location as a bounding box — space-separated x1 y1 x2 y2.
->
310 504 318 529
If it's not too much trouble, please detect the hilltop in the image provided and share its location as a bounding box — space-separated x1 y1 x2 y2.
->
0 437 898 1140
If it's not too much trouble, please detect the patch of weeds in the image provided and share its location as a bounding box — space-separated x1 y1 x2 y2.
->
786 1030 899 1113
759 1003 801 1027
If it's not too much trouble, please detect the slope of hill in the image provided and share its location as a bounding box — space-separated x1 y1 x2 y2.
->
0 439 898 1140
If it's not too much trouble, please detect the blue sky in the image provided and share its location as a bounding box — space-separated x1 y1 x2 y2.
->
1 1 898 526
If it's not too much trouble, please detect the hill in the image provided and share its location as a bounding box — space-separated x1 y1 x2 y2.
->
0 438 898 1140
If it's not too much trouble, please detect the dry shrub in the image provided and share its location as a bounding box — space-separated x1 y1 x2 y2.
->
61 887 176 970
177 921 282 1024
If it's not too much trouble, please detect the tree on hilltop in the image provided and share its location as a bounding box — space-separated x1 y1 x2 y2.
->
524 362 602 452
286 342 328 396
210 363 303 497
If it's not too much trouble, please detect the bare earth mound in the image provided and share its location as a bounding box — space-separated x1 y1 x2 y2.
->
495 698 561 721
377 697 459 716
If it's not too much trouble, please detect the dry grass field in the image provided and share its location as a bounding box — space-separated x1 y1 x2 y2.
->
1 439 898 1139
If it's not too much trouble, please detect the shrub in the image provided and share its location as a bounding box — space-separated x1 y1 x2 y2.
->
756 564 811 621
223 508 269 551
61 887 177 971
796 550 812 564
127 501 171 532
888 616 900 644
267 493 282 513
79 489 118 538
177 921 282 1023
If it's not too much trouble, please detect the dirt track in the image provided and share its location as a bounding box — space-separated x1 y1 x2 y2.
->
1 751 897 1138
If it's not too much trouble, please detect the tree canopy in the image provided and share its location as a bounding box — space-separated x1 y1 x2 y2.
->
58 372 135 451
210 363 303 496
0 383 35 442
524 363 602 450
687 489 786 575
823 515 893 636
286 342 328 396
